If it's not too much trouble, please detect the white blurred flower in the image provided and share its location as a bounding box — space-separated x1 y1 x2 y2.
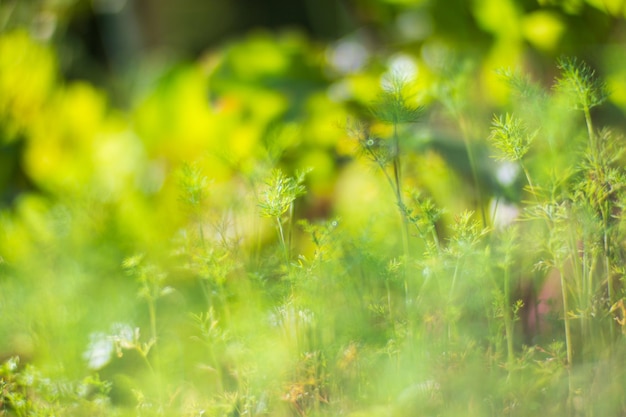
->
381 54 418 93
388 54 418 80
83 332 114 370
83 322 138 370
326 39 369 74
496 162 520 187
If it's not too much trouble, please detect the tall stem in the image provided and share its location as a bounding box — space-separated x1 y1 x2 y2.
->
147 297 163 404
503 263 515 369
276 217 288 263
520 161 537 201
557 257 574 414
459 116 487 228
392 123 411 307
602 204 615 343
583 105 614 341
583 106 595 159
288 202 295 261
559 263 573 364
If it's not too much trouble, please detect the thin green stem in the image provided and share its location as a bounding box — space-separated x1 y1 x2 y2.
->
137 346 156 376
583 106 596 158
288 201 295 260
430 227 441 253
557 258 574 412
245 175 263 268
604 233 612 305
519 161 537 201
147 297 164 404
576 239 590 361
459 116 487 228
602 205 615 342
148 301 158 351
385 276 393 326
362 143 397 193
583 104 614 342
208 343 225 393
197 214 206 249
560 265 573 365
392 123 411 307
503 264 515 369
276 216 288 263
392 124 402 201
588 251 600 357
449 259 460 303
365 124 412 306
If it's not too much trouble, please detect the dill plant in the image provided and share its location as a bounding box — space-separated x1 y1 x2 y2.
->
0 357 112 416
178 162 211 246
401 189 443 252
554 58 621 358
189 307 230 392
555 58 622 352
120 254 171 405
491 225 523 370
528 199 577 411
258 168 307 265
487 112 538 370
442 210 489 341
175 162 244 326
297 218 340 277
554 57 608 143
488 58 626 416
569 128 626 360
489 113 537 194
349 70 422 306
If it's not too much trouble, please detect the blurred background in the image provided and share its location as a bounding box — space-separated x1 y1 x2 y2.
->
3 0 626 88
3 0 626 202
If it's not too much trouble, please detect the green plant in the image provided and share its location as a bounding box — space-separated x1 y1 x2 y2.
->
258 168 308 265
489 112 537 193
348 70 422 307
0 357 112 416
121 254 171 406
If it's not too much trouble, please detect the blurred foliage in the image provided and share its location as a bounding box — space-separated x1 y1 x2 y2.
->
2 1 626 417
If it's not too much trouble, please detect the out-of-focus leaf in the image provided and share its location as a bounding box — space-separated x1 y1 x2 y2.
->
0 30 56 143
